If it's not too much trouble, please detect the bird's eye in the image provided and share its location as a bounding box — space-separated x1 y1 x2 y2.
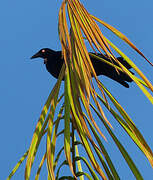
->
42 49 45 53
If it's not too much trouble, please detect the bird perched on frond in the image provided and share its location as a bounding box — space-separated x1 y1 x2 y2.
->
31 48 133 88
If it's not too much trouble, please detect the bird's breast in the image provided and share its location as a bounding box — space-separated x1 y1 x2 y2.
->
45 59 63 79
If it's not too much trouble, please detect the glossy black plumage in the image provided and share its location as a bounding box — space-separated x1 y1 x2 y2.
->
31 48 133 88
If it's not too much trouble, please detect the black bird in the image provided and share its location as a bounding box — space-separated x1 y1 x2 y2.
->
31 48 133 88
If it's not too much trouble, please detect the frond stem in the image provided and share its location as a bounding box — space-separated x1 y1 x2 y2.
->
72 122 76 178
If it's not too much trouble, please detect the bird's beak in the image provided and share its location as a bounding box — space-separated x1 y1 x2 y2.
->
30 52 41 59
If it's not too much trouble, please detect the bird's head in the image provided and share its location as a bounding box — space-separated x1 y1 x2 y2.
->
31 48 56 64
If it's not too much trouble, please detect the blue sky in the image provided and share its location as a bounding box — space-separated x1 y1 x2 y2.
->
1 0 153 179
